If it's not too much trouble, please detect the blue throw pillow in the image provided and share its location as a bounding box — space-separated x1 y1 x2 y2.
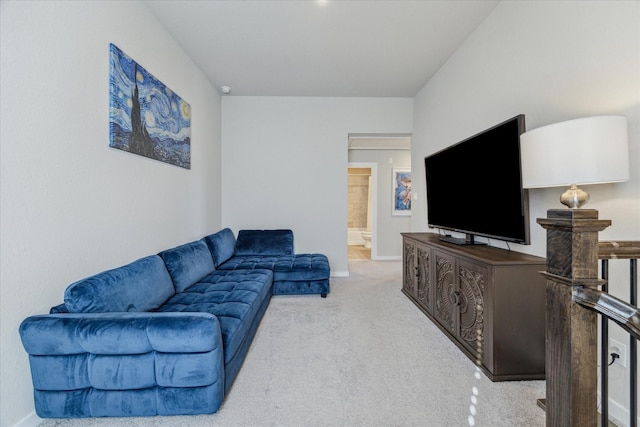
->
202 228 236 267
64 255 175 313
235 229 294 256
158 240 215 293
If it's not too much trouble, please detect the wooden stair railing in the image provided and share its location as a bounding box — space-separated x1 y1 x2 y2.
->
537 209 639 427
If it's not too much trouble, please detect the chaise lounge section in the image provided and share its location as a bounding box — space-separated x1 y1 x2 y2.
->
207 228 330 297
19 228 330 418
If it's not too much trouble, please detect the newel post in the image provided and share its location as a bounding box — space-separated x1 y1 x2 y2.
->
537 209 611 427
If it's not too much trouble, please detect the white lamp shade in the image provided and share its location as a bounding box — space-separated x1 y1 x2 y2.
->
521 115 629 189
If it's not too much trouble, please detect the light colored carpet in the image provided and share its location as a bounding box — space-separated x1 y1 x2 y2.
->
38 260 546 427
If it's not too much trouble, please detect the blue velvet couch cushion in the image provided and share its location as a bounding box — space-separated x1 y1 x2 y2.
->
158 240 215 293
64 255 175 313
31 384 222 418
202 228 236 267
234 229 294 256
218 254 330 281
157 269 273 366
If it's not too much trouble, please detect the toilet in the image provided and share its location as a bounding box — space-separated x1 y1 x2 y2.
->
362 231 372 248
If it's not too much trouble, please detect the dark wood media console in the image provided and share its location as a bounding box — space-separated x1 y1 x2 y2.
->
401 233 546 381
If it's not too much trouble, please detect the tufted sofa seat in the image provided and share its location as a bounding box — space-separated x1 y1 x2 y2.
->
218 255 330 296
155 268 274 393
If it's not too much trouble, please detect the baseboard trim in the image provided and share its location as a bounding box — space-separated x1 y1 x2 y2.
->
608 396 637 427
371 255 401 261
12 411 41 427
595 393 636 427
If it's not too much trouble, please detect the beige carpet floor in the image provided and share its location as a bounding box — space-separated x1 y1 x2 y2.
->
37 260 546 427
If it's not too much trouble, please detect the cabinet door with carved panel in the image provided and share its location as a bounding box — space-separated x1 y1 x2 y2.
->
455 258 487 361
433 250 456 335
402 238 417 298
401 232 546 381
415 244 431 314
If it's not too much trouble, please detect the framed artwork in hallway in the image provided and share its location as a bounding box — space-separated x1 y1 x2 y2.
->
109 43 191 169
392 168 411 216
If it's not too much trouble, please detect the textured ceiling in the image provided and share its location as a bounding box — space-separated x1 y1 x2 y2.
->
144 1 499 97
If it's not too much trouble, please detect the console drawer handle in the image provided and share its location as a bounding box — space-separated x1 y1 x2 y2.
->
451 291 461 306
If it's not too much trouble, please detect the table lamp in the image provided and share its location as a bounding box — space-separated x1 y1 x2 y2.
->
520 115 629 208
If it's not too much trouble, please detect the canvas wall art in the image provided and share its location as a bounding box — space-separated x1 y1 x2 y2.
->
109 43 191 168
392 168 411 216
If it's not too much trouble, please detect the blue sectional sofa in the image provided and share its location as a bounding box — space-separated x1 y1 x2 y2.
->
19 228 330 418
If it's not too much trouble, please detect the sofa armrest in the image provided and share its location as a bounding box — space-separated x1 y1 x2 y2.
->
20 312 221 356
20 312 225 414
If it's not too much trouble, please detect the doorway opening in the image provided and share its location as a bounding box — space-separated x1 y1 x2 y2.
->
347 164 376 260
347 134 411 263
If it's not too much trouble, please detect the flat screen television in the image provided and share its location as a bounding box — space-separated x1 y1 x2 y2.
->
424 114 530 245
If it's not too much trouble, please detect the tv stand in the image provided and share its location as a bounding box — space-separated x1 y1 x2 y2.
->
439 233 486 246
402 232 546 381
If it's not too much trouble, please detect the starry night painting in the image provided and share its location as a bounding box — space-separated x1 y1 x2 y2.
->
109 43 191 168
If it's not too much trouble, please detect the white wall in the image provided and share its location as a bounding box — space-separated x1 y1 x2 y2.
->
349 149 411 259
0 1 222 426
221 97 413 275
412 1 639 424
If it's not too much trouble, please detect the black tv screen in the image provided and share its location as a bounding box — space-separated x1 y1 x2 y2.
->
424 114 530 245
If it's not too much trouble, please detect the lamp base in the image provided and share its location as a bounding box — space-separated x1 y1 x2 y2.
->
560 184 590 208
